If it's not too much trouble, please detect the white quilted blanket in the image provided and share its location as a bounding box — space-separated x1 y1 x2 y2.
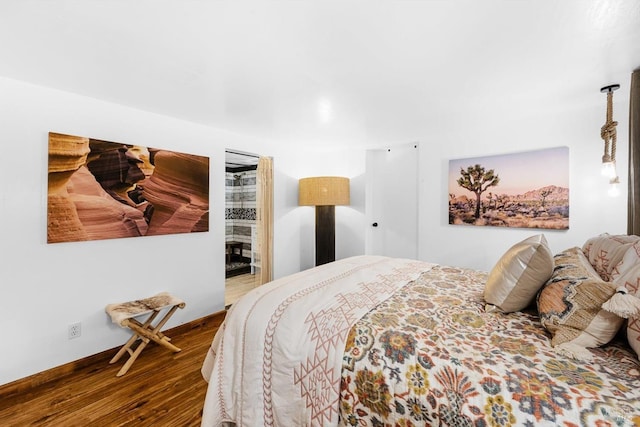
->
201 255 434 427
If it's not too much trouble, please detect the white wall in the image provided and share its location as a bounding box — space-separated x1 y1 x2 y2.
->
270 147 367 275
1 72 631 386
0 76 368 386
417 92 630 271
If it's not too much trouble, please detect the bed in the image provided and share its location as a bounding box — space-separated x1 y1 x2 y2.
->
201 235 640 427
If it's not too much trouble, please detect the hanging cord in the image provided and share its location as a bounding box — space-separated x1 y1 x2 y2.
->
601 89 618 163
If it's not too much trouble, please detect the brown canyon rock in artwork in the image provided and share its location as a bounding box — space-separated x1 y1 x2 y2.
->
67 166 149 241
47 132 210 243
143 151 210 236
47 133 91 243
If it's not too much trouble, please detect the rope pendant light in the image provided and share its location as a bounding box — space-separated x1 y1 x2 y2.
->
600 84 620 196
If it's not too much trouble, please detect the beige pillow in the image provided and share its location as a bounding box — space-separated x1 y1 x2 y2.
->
537 247 623 359
582 233 640 281
611 240 640 287
484 234 554 313
611 242 640 359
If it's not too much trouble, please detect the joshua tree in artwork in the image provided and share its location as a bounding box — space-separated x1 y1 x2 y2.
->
487 192 494 210
540 188 552 207
457 164 500 219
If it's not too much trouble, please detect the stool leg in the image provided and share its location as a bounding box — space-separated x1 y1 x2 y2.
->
110 304 184 377
116 337 150 377
110 311 159 366
109 332 140 364
150 305 181 348
125 306 182 352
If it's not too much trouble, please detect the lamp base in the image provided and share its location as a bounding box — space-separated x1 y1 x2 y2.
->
315 205 335 266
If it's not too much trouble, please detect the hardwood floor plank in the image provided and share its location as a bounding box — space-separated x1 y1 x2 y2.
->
225 272 256 306
0 311 224 426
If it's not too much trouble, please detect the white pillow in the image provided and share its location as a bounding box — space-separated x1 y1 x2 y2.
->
611 242 640 359
484 234 554 313
582 233 640 281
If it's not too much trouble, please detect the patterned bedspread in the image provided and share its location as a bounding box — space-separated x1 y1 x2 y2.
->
201 256 434 427
340 265 640 426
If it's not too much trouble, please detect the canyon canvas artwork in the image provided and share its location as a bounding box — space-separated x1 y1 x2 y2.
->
448 147 569 229
47 132 210 243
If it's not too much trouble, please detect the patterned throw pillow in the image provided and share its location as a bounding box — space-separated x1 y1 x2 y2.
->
537 247 623 359
611 241 640 359
484 234 554 313
582 233 640 281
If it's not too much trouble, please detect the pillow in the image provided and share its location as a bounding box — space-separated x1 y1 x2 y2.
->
611 240 640 287
629 317 640 360
537 247 623 360
611 242 640 359
582 233 640 281
484 234 554 313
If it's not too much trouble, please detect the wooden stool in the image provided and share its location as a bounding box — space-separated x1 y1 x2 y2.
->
105 292 186 377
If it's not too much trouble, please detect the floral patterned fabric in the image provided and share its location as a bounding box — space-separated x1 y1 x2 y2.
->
340 265 640 426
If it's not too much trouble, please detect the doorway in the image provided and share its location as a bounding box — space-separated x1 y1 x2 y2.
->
225 149 260 306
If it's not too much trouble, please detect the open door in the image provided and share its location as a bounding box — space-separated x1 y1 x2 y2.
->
254 156 273 285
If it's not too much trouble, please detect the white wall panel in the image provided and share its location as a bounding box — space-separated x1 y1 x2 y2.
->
417 96 629 271
0 76 367 385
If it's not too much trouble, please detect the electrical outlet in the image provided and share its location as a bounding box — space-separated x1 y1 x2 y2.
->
68 322 81 340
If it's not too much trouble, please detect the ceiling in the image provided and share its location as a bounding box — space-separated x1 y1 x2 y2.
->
1 1 639 149
225 149 259 170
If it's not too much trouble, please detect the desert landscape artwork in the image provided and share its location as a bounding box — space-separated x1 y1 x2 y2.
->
448 147 569 229
47 132 210 243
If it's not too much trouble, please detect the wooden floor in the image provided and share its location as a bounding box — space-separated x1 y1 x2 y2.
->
0 312 225 427
225 272 256 307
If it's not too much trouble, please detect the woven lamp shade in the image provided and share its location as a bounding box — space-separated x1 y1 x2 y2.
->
299 176 350 206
